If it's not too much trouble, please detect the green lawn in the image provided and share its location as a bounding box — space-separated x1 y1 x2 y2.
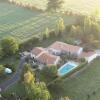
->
89 90 100 100
2 82 26 99
51 57 100 100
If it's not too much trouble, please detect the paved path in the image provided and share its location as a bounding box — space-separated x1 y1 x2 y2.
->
0 56 26 91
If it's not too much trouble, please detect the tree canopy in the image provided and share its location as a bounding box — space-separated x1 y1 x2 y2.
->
1 37 19 55
47 0 64 12
22 64 51 100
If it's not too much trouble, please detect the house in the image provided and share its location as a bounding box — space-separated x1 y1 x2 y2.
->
48 41 83 56
30 41 97 66
31 47 61 65
31 47 46 58
36 52 61 65
79 51 97 63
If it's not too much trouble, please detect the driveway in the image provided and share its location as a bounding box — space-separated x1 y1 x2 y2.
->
0 56 26 91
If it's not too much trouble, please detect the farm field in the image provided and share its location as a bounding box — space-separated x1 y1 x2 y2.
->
9 0 100 14
0 0 77 43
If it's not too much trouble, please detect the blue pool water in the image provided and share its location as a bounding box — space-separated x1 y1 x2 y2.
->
58 62 78 76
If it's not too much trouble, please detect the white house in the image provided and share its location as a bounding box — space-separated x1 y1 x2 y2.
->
80 51 97 63
48 41 83 56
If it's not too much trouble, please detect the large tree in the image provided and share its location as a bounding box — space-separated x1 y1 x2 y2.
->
23 69 51 100
47 0 64 12
1 37 19 55
57 18 65 35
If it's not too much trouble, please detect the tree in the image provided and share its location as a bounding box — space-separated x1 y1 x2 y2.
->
57 18 65 35
24 70 35 84
41 65 58 82
20 63 33 82
25 81 51 100
0 48 4 59
43 28 50 39
23 68 51 100
47 0 64 12
59 96 70 100
1 37 19 55
0 65 5 76
47 65 58 77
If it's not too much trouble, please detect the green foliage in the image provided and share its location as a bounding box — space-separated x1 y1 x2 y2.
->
66 25 72 33
59 96 70 100
20 63 33 82
1 37 19 56
80 58 86 63
0 65 5 75
68 16 100 45
64 38 75 45
42 65 58 79
22 65 51 100
43 28 50 39
47 0 64 12
49 29 56 37
25 81 51 100
0 48 4 59
47 65 58 76
57 18 65 34
31 35 40 43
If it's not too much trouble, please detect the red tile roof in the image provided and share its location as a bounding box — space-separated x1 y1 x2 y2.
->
79 51 96 58
49 41 82 54
37 52 60 65
31 47 45 56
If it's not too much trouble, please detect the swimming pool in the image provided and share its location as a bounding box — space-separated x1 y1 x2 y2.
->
58 62 78 76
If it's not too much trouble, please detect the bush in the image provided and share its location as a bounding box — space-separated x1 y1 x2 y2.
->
0 65 5 76
66 25 72 33
64 38 75 45
80 58 86 63
0 48 4 59
31 35 40 43
49 29 56 37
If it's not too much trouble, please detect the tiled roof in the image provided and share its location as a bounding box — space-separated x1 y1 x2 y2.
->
79 51 96 58
31 47 45 56
49 41 82 53
37 52 60 65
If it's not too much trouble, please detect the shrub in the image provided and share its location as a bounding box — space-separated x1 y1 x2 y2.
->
49 29 56 37
80 58 86 63
31 35 40 43
0 65 5 76
0 48 4 59
66 25 72 33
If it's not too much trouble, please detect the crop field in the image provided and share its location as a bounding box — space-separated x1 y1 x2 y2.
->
0 1 77 43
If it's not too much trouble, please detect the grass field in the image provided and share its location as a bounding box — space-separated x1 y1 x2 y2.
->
51 57 100 100
0 0 77 43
